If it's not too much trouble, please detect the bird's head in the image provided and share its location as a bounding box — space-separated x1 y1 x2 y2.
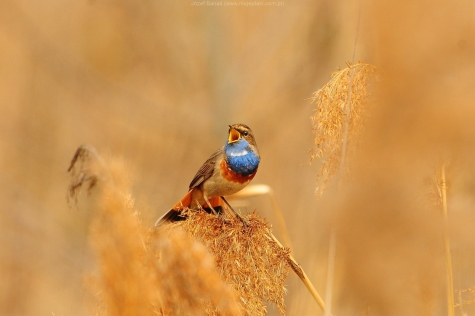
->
227 124 257 148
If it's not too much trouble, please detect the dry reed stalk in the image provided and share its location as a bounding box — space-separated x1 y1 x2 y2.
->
309 62 376 196
323 230 336 316
68 146 241 315
439 164 455 316
267 232 327 314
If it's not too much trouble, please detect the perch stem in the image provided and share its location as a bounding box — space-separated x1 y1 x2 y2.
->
268 232 329 314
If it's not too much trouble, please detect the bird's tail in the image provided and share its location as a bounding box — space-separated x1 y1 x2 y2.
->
155 190 223 227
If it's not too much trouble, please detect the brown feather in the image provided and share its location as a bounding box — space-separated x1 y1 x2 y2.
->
188 148 223 190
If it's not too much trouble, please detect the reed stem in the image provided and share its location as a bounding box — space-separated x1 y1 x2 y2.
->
441 164 455 316
323 229 336 316
269 232 329 314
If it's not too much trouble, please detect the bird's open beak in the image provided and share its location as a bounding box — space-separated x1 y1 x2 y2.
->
228 127 241 144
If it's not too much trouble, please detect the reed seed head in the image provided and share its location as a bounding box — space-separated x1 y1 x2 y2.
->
309 62 376 196
172 208 291 316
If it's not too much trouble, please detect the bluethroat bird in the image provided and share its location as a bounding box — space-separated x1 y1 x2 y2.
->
155 124 260 226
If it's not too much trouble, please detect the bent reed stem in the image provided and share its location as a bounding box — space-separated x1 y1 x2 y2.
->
268 232 329 314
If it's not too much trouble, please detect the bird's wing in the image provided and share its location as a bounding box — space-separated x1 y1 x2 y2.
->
188 148 223 190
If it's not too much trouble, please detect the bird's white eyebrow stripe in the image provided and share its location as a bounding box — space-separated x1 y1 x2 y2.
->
229 149 248 157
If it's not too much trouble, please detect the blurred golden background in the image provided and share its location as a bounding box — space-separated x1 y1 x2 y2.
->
2 0 475 315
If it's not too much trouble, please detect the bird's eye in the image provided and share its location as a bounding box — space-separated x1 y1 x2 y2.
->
243 131 248 136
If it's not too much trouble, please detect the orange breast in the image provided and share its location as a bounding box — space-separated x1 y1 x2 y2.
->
220 159 257 184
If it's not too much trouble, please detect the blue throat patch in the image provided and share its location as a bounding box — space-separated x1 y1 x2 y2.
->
224 139 260 176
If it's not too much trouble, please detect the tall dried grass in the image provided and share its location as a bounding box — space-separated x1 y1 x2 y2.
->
68 146 300 315
310 1 475 315
68 146 242 315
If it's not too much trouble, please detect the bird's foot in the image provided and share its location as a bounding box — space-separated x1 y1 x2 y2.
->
220 196 249 227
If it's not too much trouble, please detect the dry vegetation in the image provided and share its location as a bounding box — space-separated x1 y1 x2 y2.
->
68 145 291 315
313 2 475 315
309 62 376 195
68 146 243 315
2 0 475 315
175 209 290 315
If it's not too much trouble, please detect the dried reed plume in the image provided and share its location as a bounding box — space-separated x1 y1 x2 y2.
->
68 146 241 315
309 62 376 195
170 208 291 315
